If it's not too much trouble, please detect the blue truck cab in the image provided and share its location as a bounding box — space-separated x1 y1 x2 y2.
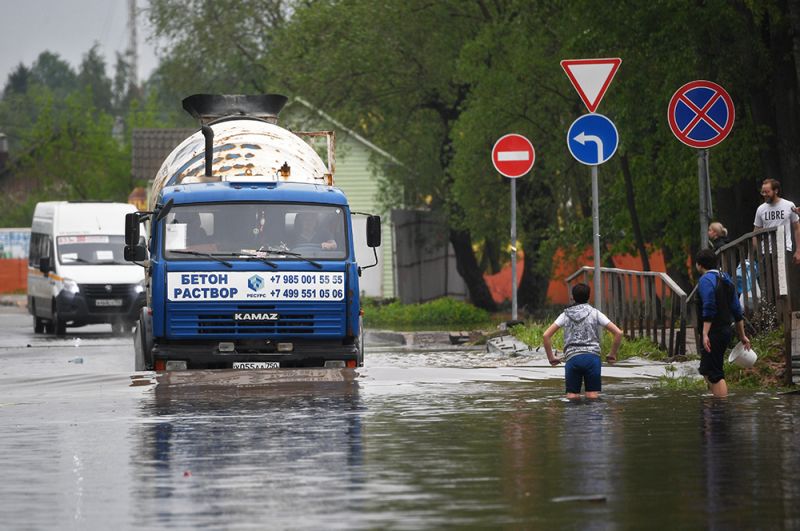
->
125 94 380 371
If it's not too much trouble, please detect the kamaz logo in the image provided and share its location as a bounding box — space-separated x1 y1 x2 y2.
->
233 312 279 321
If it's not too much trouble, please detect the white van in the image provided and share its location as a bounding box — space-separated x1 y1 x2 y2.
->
27 201 146 335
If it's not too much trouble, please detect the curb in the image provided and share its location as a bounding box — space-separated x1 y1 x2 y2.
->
0 295 26 308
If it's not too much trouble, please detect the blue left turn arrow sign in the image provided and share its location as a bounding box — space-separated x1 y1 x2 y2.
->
567 113 619 165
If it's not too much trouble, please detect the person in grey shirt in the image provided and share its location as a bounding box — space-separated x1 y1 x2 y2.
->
543 283 623 399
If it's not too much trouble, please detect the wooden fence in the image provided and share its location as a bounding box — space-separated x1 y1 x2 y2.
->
565 267 688 358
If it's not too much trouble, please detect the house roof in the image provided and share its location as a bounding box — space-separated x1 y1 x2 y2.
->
131 128 195 182
288 97 404 167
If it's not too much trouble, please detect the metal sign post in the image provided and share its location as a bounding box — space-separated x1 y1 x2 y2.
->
491 134 536 321
591 165 601 309
562 58 621 311
567 114 619 311
668 80 734 251
510 178 518 318
698 149 709 249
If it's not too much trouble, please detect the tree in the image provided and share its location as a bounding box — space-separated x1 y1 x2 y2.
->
29 51 78 98
272 0 498 309
143 0 800 307
3 64 31 97
78 44 114 114
0 49 139 227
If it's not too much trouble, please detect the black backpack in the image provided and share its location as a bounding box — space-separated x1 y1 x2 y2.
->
695 272 735 330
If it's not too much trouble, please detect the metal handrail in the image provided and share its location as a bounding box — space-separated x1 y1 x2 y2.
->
703 226 792 385
565 266 687 357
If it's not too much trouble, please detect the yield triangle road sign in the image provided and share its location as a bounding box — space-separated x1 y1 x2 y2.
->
561 58 622 113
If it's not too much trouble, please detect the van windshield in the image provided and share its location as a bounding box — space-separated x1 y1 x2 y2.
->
57 235 127 265
162 203 347 260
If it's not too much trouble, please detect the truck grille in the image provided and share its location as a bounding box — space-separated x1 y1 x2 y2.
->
166 302 346 337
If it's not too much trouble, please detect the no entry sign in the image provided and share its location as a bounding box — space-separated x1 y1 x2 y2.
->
668 80 734 148
491 134 535 178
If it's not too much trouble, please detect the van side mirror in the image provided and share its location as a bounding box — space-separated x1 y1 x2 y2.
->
124 245 147 262
39 256 50 274
366 215 381 247
125 213 140 246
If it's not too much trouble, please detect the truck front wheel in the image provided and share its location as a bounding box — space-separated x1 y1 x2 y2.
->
133 309 154 371
357 316 364 367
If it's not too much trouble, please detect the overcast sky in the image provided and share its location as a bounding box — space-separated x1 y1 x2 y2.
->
0 0 160 87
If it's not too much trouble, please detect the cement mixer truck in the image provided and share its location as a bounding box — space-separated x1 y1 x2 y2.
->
125 94 381 371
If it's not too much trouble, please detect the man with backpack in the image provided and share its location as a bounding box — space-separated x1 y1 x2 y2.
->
695 249 751 397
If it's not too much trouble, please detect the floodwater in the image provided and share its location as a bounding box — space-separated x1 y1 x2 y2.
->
1 330 799 529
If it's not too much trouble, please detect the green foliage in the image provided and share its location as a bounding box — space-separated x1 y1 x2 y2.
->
0 47 155 227
724 328 785 388
510 321 666 360
657 328 786 390
511 323 564 352
0 87 132 226
657 367 706 391
143 0 799 303
363 298 491 329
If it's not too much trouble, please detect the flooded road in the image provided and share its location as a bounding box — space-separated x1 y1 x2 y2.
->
1 304 798 529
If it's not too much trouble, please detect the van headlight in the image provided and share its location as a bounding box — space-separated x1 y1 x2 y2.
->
134 280 145 294
63 278 80 294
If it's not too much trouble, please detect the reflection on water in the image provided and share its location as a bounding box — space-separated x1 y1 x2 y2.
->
132 370 366 530
1 364 799 529
128 375 800 530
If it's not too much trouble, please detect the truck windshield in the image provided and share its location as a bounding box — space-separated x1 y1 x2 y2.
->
57 235 127 265
162 203 347 260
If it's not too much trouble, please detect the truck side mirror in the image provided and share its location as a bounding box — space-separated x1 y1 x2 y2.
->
39 256 50 274
366 215 381 247
124 245 147 262
125 213 140 246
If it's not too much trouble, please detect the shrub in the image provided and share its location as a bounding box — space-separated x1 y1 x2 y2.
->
363 297 491 329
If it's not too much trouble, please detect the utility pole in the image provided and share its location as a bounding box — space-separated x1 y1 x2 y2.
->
127 0 139 88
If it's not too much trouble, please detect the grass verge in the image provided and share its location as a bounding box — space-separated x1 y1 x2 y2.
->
510 322 668 361
362 297 493 330
512 320 789 391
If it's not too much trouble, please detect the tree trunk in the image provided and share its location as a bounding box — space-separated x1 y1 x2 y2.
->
449 228 497 312
620 152 651 271
517 178 555 312
767 2 800 199
518 232 550 312
663 244 693 294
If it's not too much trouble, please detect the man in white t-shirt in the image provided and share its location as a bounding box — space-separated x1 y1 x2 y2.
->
753 178 800 264
753 179 800 309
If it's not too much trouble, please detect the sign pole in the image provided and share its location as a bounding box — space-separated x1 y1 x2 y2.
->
698 149 709 249
668 81 734 251
591 164 602 310
511 178 518 320
491 133 535 323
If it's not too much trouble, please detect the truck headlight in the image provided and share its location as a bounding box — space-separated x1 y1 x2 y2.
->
64 278 80 294
134 281 145 294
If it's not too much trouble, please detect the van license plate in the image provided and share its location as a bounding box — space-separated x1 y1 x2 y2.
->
233 362 280 369
95 299 123 306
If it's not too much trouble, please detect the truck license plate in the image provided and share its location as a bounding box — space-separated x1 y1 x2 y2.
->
95 299 123 306
233 362 280 369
